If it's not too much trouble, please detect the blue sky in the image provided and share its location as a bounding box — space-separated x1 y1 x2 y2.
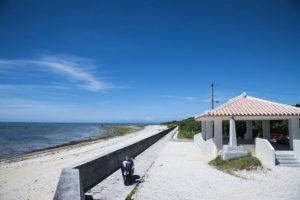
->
0 0 300 122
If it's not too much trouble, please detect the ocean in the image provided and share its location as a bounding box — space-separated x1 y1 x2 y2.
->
0 122 109 159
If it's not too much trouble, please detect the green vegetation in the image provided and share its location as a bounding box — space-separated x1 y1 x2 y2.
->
209 155 262 175
101 125 143 138
162 117 201 139
222 120 289 138
126 185 138 200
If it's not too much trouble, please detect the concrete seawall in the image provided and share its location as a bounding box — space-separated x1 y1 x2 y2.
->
54 126 176 200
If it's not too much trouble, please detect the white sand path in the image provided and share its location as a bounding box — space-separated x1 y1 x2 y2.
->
0 125 166 200
133 139 300 200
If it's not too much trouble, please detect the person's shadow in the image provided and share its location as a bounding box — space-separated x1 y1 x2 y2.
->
127 174 141 185
85 195 93 200
84 174 141 200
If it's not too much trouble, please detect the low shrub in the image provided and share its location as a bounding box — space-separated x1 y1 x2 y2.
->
209 154 262 174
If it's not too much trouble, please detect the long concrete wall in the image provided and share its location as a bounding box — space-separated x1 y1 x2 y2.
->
255 137 275 166
54 126 176 200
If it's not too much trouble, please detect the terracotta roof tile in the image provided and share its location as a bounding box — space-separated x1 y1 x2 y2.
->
195 93 300 119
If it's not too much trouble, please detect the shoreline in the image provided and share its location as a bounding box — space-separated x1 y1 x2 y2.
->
0 125 166 200
0 124 144 163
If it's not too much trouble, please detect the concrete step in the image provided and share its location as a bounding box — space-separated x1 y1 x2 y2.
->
275 151 294 156
276 157 298 161
276 154 295 158
277 160 300 164
276 150 294 154
277 163 300 167
275 151 300 166
277 159 300 164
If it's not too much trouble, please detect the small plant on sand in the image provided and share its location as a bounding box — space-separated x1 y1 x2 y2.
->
209 154 262 175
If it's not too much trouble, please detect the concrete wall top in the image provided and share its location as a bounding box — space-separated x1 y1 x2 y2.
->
53 168 84 200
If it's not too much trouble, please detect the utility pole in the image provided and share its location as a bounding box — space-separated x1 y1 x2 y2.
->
211 82 214 110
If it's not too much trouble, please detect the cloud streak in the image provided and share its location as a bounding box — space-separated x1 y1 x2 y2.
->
160 95 199 102
184 96 197 101
0 55 111 91
0 84 70 91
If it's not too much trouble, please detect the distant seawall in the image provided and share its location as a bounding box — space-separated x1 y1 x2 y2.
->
54 126 176 200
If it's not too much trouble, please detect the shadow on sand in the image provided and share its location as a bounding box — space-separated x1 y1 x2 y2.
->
84 175 141 200
127 174 141 185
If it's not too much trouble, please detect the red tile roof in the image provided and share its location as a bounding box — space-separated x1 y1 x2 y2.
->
196 93 300 119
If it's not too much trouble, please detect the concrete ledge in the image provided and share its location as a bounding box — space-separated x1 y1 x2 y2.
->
54 126 176 200
255 137 275 166
53 168 84 200
223 145 246 152
220 145 248 160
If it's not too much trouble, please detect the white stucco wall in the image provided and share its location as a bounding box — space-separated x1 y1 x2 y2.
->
193 133 204 147
201 121 206 140
194 137 218 161
288 118 299 149
293 139 300 161
262 120 270 140
213 119 223 151
255 138 275 166
206 121 213 140
245 120 253 139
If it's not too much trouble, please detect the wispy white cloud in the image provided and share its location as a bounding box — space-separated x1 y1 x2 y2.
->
159 95 177 98
0 84 70 91
184 96 197 101
160 95 199 102
0 98 73 111
0 55 111 91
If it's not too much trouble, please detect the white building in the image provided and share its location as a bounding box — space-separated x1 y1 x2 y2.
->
194 93 300 166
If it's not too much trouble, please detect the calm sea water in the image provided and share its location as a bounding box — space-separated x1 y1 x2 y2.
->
0 122 106 159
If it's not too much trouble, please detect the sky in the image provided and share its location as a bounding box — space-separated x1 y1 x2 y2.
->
0 0 300 123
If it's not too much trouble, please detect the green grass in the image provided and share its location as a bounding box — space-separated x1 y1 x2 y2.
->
162 117 201 139
101 125 143 138
177 129 196 139
209 154 262 175
126 186 138 200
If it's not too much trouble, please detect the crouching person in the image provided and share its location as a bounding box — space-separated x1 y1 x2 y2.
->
121 156 134 185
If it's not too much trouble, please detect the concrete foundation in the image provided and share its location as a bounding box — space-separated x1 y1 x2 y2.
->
219 145 248 161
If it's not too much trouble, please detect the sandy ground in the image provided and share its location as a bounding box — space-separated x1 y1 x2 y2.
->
133 139 300 200
0 125 166 200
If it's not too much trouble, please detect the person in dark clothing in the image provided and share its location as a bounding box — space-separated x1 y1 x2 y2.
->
121 156 134 185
